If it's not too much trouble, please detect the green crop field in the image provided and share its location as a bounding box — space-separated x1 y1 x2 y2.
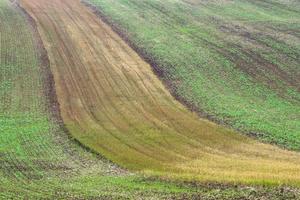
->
86 0 300 150
1 0 300 198
0 0 196 198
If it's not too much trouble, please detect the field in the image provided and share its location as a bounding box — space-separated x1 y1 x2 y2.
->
0 0 201 198
86 0 300 150
19 0 300 185
1 0 300 198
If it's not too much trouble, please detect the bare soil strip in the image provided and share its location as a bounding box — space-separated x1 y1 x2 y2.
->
20 0 300 185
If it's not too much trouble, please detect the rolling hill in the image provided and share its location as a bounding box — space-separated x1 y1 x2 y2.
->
87 0 300 150
20 0 300 185
1 0 300 198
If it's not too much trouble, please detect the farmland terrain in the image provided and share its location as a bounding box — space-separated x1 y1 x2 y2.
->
1 0 300 198
0 0 205 198
20 0 300 185
86 0 300 150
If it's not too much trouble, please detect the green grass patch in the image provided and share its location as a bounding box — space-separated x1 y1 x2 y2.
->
87 0 300 150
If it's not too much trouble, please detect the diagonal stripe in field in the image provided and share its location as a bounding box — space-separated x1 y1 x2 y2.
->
20 0 300 185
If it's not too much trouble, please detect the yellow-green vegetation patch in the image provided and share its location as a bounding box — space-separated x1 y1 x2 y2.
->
20 0 300 187
2 0 300 198
86 0 300 150
0 0 203 198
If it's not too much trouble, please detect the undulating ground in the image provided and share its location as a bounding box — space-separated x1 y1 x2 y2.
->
0 0 202 198
1 0 300 198
86 0 300 150
19 0 300 186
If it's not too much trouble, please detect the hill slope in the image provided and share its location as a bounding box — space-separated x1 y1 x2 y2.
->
86 0 300 150
20 0 300 185
0 0 202 198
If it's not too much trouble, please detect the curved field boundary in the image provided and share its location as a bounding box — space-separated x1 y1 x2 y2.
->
0 0 132 198
85 0 300 151
20 0 300 185
1 0 205 198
